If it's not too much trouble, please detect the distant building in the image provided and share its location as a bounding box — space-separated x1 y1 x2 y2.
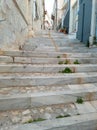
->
52 0 70 33
32 0 45 32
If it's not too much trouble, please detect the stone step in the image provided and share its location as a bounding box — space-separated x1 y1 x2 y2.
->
0 82 96 95
2 50 97 58
7 112 97 130
35 46 97 52
0 56 97 64
2 55 97 64
0 89 96 111
1 100 97 129
0 83 97 111
12 57 97 64
0 64 97 73
0 72 97 87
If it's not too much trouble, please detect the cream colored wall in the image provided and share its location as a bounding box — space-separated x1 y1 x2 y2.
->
0 0 33 50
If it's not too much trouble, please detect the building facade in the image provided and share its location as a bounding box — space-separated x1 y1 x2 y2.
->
52 0 70 33
77 0 92 44
69 0 97 46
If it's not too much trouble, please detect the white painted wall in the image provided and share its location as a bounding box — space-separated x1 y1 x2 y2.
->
69 0 79 33
0 0 33 50
89 0 97 46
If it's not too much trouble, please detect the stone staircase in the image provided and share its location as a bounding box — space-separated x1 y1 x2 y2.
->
1 32 97 130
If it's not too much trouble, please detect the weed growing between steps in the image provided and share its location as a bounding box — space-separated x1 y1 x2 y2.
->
58 61 64 64
59 67 73 73
56 114 71 119
77 113 80 115
76 97 84 104
57 56 61 58
25 118 46 124
64 60 70 64
58 60 70 65
74 60 80 64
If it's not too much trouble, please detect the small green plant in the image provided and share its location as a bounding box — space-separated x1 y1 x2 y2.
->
27 119 33 123
25 118 46 124
76 97 84 104
57 56 61 58
59 67 72 73
77 113 80 115
33 118 46 122
58 61 64 64
56 114 70 119
74 60 80 64
64 60 69 64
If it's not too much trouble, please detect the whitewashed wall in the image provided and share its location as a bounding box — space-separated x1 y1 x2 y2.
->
0 0 33 50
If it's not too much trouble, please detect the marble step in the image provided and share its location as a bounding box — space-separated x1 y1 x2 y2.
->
7 112 97 130
0 72 97 87
35 46 97 52
1 50 97 58
1 100 97 129
0 82 96 95
2 55 97 64
13 57 97 64
0 64 97 73
0 83 97 111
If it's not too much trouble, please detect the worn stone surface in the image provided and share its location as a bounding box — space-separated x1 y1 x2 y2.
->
1 113 97 130
0 31 97 130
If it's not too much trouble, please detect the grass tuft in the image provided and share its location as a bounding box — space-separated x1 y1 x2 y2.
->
76 97 84 104
74 60 80 64
56 114 70 119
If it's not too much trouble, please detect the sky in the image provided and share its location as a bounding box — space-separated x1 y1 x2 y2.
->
45 0 54 16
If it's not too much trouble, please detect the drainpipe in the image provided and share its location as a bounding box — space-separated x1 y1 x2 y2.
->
89 0 96 46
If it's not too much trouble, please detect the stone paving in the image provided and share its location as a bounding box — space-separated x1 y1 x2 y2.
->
1 31 97 130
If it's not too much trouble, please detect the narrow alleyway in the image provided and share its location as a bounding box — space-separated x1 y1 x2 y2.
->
1 31 97 130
